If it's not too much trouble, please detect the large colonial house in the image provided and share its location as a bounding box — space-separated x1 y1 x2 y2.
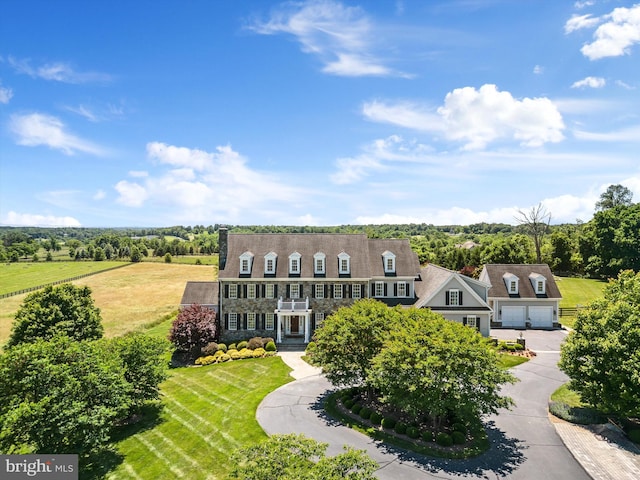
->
479 264 562 329
181 229 495 344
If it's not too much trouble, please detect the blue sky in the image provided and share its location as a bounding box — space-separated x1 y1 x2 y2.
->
1 0 639 228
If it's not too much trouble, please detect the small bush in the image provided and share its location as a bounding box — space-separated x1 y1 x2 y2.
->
195 355 216 366
265 341 277 352
228 343 237 351
217 343 227 353
237 340 248 350
262 337 275 347
407 426 420 439
359 407 372 420
452 422 467 434
436 432 453 447
343 399 355 409
421 431 434 442
370 412 382 425
201 342 218 356
394 422 407 435
548 401 606 424
381 417 396 430
252 347 266 357
305 341 317 354
451 431 466 445
628 429 640 444
247 337 263 350
228 349 241 360
513 343 524 350
350 404 362 415
238 348 253 359
218 353 231 362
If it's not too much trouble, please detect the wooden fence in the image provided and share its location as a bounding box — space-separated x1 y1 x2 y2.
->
0 263 132 300
559 307 583 317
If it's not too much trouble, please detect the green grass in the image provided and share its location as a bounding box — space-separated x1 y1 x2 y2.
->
497 353 529 369
555 276 607 328
550 383 584 408
143 255 219 266
0 261 127 295
98 357 292 480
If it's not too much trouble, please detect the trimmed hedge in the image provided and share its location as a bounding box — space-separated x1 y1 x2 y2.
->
370 412 382 425
381 417 396 429
452 431 466 445
407 426 420 439
436 432 453 447
421 431 434 442
394 422 407 435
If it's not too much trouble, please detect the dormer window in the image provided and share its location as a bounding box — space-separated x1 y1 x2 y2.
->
289 252 302 275
313 252 326 275
264 252 277 275
239 251 254 274
529 273 546 294
382 251 396 274
338 252 350 275
503 273 519 295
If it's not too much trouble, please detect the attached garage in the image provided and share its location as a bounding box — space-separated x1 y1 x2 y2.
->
529 306 553 328
501 306 526 327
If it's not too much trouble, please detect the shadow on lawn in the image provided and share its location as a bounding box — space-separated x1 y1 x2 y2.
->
80 403 165 480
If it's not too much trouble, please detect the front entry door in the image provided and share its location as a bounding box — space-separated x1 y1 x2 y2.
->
290 316 299 334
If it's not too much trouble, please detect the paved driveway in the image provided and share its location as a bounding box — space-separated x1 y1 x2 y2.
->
257 329 590 479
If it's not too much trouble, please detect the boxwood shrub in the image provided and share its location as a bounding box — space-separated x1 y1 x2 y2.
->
421 431 434 442
452 423 467 434
394 422 407 435
436 432 453 447
237 340 248 350
350 404 362 415
265 341 277 352
343 399 355 409
370 412 382 425
359 407 372 420
452 431 466 445
381 417 396 429
407 426 420 439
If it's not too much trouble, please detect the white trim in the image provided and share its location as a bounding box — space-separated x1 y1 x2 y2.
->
264 252 277 274
289 252 302 274
239 251 254 274
382 250 396 273
314 252 326 274
338 251 351 274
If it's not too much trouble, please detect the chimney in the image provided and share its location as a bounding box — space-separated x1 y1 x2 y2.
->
218 227 228 270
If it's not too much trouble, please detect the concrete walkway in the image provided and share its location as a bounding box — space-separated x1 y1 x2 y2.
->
267 336 640 479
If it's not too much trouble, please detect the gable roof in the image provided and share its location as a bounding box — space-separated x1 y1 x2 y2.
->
180 281 219 306
414 263 491 309
218 233 420 279
482 264 562 299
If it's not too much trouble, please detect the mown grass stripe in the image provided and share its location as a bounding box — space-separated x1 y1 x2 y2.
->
163 406 227 455
163 394 241 448
203 369 253 391
165 374 234 405
150 430 200 469
134 434 185 478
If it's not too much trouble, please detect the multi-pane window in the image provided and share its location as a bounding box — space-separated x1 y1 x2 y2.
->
266 259 274 273
374 281 384 297
265 284 275 299
466 316 477 328
387 258 394 271
247 284 256 299
241 259 249 272
290 284 300 299
247 313 256 330
265 313 275 330
449 289 460 306
291 258 299 273
397 282 407 297
315 312 325 327
315 284 324 299
333 284 343 299
537 281 544 293
338 252 350 274
265 252 277 274
229 313 238 330
228 284 238 299
352 284 361 299
509 281 517 293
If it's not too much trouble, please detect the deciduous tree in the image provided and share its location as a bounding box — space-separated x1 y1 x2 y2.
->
559 270 640 416
515 203 551 264
6 283 103 349
169 304 218 359
595 184 633 211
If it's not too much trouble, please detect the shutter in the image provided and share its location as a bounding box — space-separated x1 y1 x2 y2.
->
312 284 316 298
242 313 247 330
225 284 229 298
243 285 247 298
393 283 398 296
383 283 388 296
286 285 290 298
274 284 278 297
406 282 411 297
299 284 303 296
459 291 463 305
224 313 229 329
325 284 328 298
261 284 265 298
463 316 467 326
445 291 450 305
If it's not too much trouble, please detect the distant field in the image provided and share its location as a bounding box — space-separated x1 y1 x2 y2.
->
0 261 127 295
143 254 219 266
0 262 216 345
555 276 607 328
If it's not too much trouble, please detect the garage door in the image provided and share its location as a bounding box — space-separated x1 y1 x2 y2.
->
529 306 553 328
501 306 526 327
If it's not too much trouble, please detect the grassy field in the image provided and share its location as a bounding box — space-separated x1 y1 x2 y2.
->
0 262 216 345
100 357 292 480
555 276 608 328
0 261 127 295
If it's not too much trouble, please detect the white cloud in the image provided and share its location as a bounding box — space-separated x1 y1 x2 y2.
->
93 190 106 201
114 143 305 223
7 56 112 84
0 81 13 103
533 65 544 74
573 125 640 142
65 105 99 122
248 0 401 77
578 5 640 60
9 113 104 155
574 1 594 9
1 211 81 227
364 85 565 150
564 14 600 33
571 76 606 88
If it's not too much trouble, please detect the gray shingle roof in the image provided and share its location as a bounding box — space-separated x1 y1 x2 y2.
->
180 281 219 306
482 264 562 299
218 233 420 279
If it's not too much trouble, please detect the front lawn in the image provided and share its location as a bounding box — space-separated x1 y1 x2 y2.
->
98 357 292 479
555 276 607 328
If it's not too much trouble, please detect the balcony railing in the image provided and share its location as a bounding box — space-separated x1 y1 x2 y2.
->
277 296 310 311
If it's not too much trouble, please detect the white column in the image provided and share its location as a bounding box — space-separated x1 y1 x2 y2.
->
304 312 310 343
276 313 282 343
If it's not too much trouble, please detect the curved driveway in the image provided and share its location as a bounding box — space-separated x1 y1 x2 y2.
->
258 330 590 479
